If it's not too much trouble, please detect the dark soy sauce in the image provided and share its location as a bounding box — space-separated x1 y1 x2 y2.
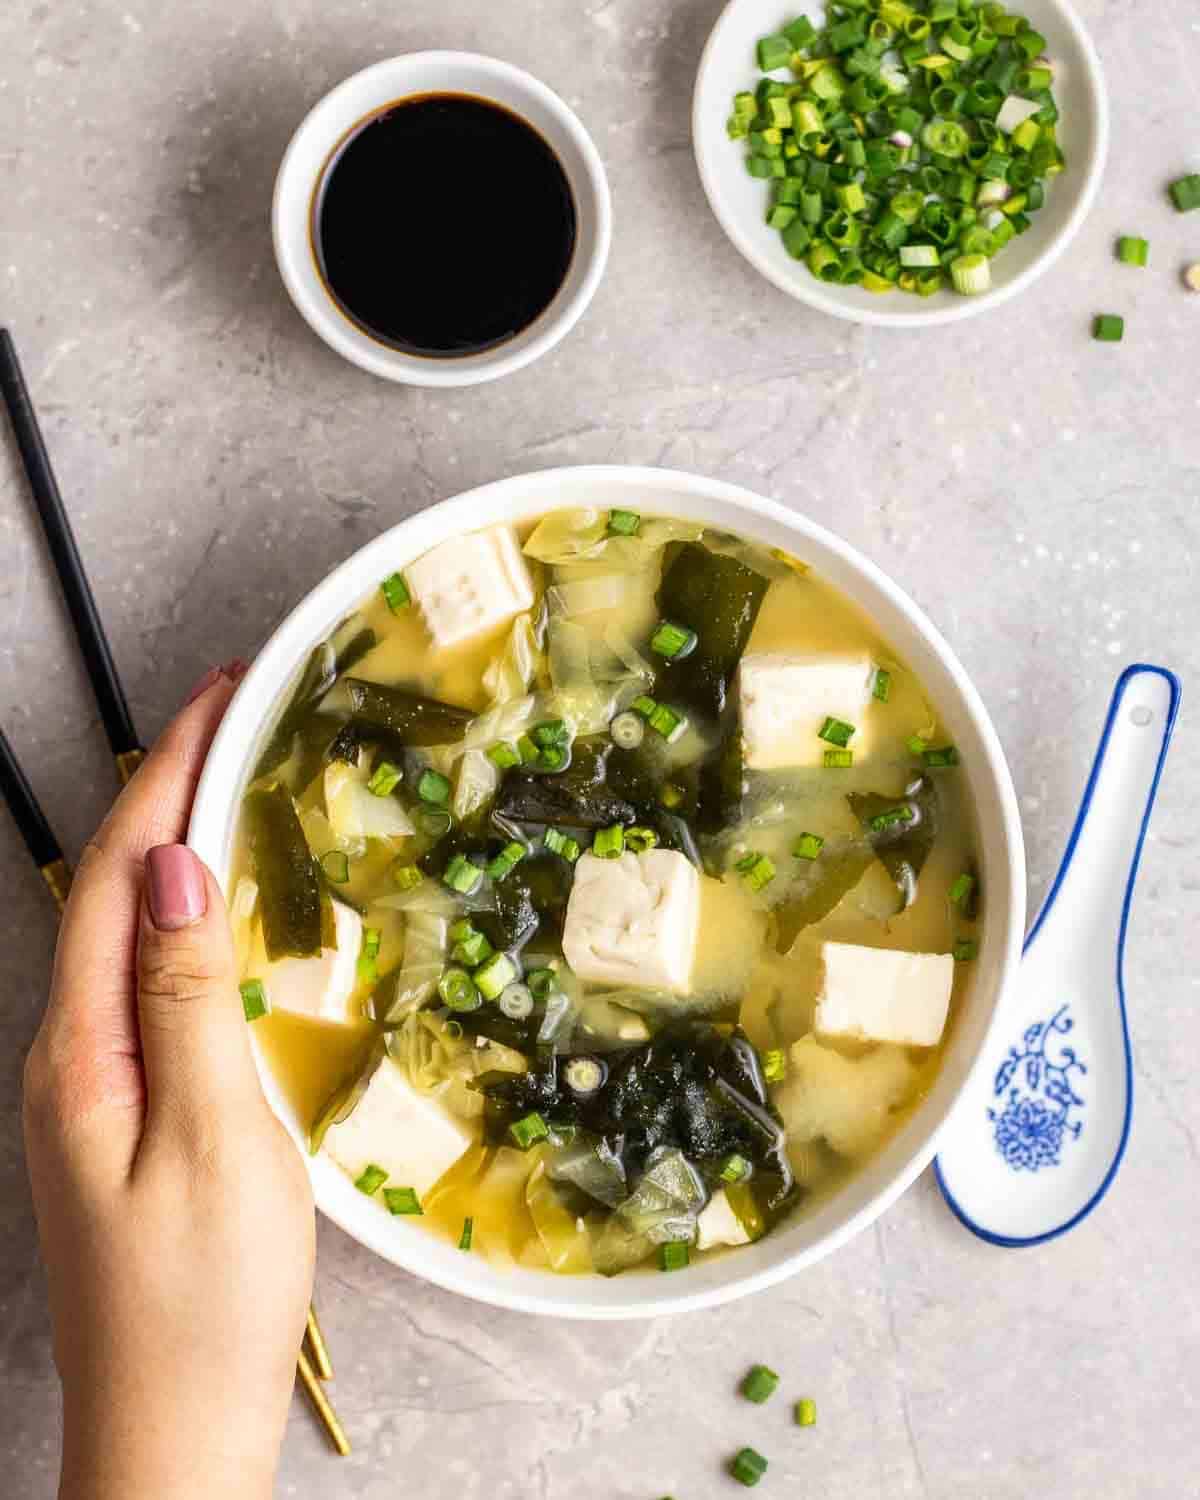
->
314 93 577 358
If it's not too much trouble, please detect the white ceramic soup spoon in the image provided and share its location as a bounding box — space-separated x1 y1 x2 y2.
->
935 664 1180 1247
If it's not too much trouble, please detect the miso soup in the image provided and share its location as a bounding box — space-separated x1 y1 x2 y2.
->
232 508 980 1276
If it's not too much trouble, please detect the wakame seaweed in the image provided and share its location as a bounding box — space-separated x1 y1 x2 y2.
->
343 678 474 747
655 543 769 717
244 782 335 960
254 627 377 779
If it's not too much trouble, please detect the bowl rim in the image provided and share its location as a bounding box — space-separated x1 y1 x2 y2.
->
691 0 1110 328
189 464 1027 1318
271 51 613 386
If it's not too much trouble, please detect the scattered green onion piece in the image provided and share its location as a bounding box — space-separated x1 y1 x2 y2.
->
526 968 556 1001
1093 314 1124 343
793 832 825 861
474 951 518 1001
795 1398 818 1428
823 749 854 768
954 938 979 962
538 745 568 772
498 982 535 1020
762 1048 787 1084
443 853 483 895
720 1153 752 1185
650 620 699 660
417 768 451 805
447 918 476 943
872 667 892 702
741 1365 780 1404
735 852 776 892
510 1111 551 1151
517 733 541 764
593 824 626 860
366 760 403 797
418 807 453 838
867 805 915 833
631 694 658 719
533 719 569 748
731 1448 768 1488
757 33 793 71
648 703 688 742
564 1057 605 1096
660 1241 690 1273
458 1217 474 1251
380 572 410 613
451 928 493 967
949 872 977 908
543 827 582 862
907 734 930 756
355 1163 388 1196
487 741 522 771
358 928 381 982
950 253 991 295
321 849 351 884
624 827 659 854
239 979 268 1022
607 508 641 536
610 710 645 749
438 966 481 1012
818 716 856 748
391 861 423 891
1169 174 1200 213
486 841 526 881
923 745 960 767
383 1187 422 1216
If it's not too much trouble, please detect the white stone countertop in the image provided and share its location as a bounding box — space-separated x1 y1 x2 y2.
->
2 1 1198 1496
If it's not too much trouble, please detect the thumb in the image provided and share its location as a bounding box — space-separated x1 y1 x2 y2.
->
138 844 262 1134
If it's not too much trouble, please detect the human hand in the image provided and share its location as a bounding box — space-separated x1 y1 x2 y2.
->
22 664 315 1500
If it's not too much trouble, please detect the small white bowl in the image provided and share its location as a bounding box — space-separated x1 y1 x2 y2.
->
189 466 1026 1319
692 0 1108 327
272 53 612 385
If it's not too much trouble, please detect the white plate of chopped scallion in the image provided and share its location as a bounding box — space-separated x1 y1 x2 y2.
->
693 0 1108 325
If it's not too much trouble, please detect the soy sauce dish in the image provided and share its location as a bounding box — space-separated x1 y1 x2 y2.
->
273 55 611 385
189 467 1024 1320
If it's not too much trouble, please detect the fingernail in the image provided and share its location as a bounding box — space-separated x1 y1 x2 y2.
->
146 844 208 931
221 657 250 684
185 665 223 705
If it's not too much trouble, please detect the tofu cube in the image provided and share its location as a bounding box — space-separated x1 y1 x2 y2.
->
324 1055 474 1198
265 899 362 1025
405 525 534 651
696 1189 752 1252
815 941 954 1048
562 850 700 994
739 652 875 770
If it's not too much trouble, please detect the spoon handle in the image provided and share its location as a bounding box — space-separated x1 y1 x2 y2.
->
1025 665 1180 963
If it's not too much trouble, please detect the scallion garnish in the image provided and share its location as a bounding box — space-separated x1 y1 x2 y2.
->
321 849 351 884
954 938 979 962
795 1398 818 1427
762 1048 787 1084
872 667 892 702
817 716 855 748
357 927 381 983
458 1217 474 1251
355 1163 388 1196
607 508 641 536
526 968 556 1000
922 745 960 767
442 853 484 895
823 749 854 768
544 827 582 861
741 1366 780 1404
660 1241 690 1273
793 832 825 861
383 1187 423 1216
380 572 410 613
867 805 915 833
366 760 403 797
610 710 645 749
1169 174 1200 214
450 926 493 967
730 1447 768 1488
1117 236 1149 268
533 719 569 749
631 694 658 719
593 824 626 860
949 872 976 908
487 741 522 770
625 827 659 853
474 951 519 1000
1093 314 1124 343
648 703 688 743
720 1153 753 1184
564 1057 605 1096
735 852 776 892
438 966 481 1012
417 768 451 805
498 982 535 1020
651 620 699 660
239 978 268 1022
418 807 453 839
391 860 423 891
486 841 526 881
510 1111 551 1150
517 733 541 764
907 733 930 756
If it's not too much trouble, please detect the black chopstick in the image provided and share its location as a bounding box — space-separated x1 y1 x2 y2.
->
0 724 71 911
0 328 144 781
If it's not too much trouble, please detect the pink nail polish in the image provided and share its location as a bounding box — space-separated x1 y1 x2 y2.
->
185 665 223 705
146 845 208 931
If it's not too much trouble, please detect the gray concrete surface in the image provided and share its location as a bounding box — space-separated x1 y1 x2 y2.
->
2 1 1198 1496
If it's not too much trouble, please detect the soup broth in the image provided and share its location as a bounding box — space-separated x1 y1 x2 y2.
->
232 509 980 1276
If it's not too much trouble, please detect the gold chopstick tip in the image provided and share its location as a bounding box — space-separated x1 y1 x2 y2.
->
305 1306 334 1381
39 857 72 913
297 1348 351 1457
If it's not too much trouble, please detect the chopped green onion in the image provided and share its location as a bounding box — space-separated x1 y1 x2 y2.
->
610 710 645 749
950 253 991 295
1117 236 1149 267
517 733 541 764
438 966 481 1012
1168 174 1200 213
872 667 892 702
380 572 410 613
383 1187 422 1216
756 33 792 71
793 832 825 861
417 768 451 805
731 1448 768 1487
357 927 381 983
648 703 688 743
538 744 568 772
447 917 475 942
741 1366 780 1404
366 760 403 797
735 852 776 892
510 1111 550 1150
823 749 854 768
954 938 979 962
650 620 699 660
391 861 423 891
762 1048 787 1084
1093 314 1124 343
488 741 522 770
867 805 915 833
458 1217 474 1251
533 719 569 749
660 1241 690 1273
625 826 659 853
498 982 534 1020
922 745 960 767
355 1163 388 1196
474 951 518 1000
593 824 626 860
442 853 483 895
526 968 556 1000
239 978 268 1022
418 807 452 839
949 872 977 908
720 1153 753 1185
564 1057 605 1096
818 716 855 748
795 1398 818 1428
607 508 641 536
321 849 351 884
486 841 526 881
907 733 930 756
543 827 581 861
631 694 658 719
451 928 493 966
